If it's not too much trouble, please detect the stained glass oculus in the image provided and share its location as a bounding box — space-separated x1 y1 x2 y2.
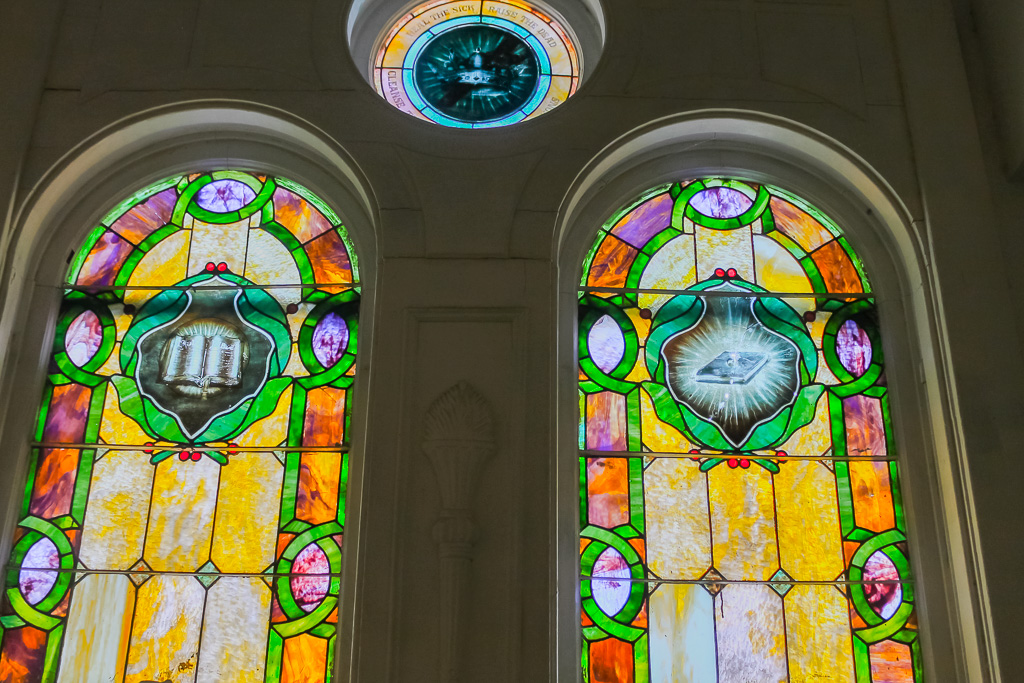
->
577 178 924 682
374 0 581 128
413 24 540 122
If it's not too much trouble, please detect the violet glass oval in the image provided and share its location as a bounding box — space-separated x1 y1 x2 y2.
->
290 542 330 613
836 319 873 377
65 309 103 367
195 179 256 213
689 187 753 219
311 312 350 369
589 315 625 374
19 537 59 605
862 550 902 619
591 547 631 616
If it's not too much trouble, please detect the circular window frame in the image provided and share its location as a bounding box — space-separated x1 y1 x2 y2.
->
348 0 605 128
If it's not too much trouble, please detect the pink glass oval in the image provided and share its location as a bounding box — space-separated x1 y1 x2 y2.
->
836 319 873 376
591 547 631 616
196 179 256 213
589 315 625 374
19 537 59 605
65 310 103 367
290 542 330 612
312 312 350 368
863 550 902 619
689 187 753 219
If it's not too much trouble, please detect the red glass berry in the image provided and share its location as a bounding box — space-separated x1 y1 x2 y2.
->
217 262 227 272
714 268 726 277
638 308 652 320
178 451 189 461
205 262 215 272
190 452 202 461
726 268 737 278
286 303 299 314
776 450 787 458
143 442 153 454
727 458 739 468
739 458 750 468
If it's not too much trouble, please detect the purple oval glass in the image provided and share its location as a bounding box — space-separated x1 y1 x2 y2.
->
589 315 625 374
196 179 256 213
836 319 873 377
591 547 631 616
65 309 103 367
312 312 350 369
290 542 330 613
19 537 59 605
863 550 902 619
689 187 753 219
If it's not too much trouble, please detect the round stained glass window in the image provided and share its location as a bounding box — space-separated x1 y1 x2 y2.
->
373 0 582 128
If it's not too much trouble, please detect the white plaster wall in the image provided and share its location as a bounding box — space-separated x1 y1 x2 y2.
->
0 0 1019 681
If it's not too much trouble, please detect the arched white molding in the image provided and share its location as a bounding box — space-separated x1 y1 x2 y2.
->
553 110 998 683
0 100 379 683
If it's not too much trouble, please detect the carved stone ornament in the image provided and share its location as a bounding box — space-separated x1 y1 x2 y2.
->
421 381 496 683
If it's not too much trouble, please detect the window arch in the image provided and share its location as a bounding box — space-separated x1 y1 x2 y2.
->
0 170 361 682
575 177 922 681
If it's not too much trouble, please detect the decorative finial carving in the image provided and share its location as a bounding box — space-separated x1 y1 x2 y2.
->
421 381 496 683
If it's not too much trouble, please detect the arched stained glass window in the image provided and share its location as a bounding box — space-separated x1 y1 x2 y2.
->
1 171 360 682
577 178 921 682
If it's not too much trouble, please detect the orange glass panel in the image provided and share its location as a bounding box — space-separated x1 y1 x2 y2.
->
0 626 46 681
585 392 626 451
281 634 328 683
770 197 833 251
305 230 352 287
30 448 78 519
587 235 637 289
295 452 341 525
811 240 863 293
273 187 332 244
587 458 630 529
869 640 915 682
844 395 887 456
848 461 896 532
302 386 346 448
589 637 634 683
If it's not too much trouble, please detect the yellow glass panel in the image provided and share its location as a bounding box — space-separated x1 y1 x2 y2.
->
715 584 787 681
79 450 154 571
195 578 272 682
98 388 151 446
57 573 134 683
775 461 844 581
648 583 716 683
244 228 302 294
709 466 778 581
645 458 710 580
640 389 691 453
482 2 574 75
234 385 293 449
124 230 190 307
776 393 831 457
124 575 205 683
784 584 855 683
694 225 755 282
639 234 696 304
283 343 311 377
96 341 121 376
527 76 574 120
211 453 283 573
143 457 219 572
754 235 813 294
187 218 248 277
